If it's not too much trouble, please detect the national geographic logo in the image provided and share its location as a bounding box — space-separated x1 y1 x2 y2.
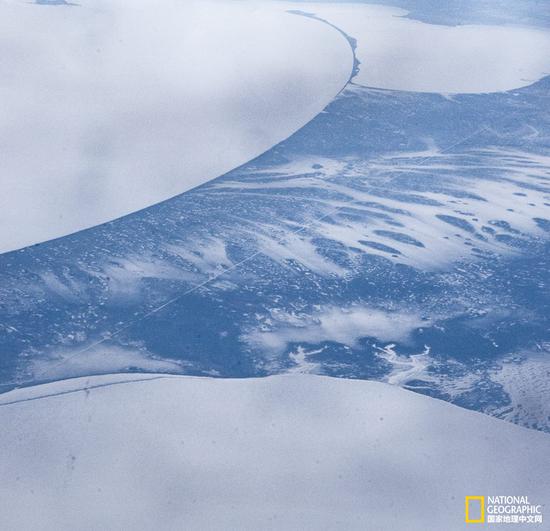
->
465 496 485 524
465 496 543 525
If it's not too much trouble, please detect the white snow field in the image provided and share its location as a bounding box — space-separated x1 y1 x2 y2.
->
3 1 549 254
0 374 549 530
0 0 352 254
302 2 550 93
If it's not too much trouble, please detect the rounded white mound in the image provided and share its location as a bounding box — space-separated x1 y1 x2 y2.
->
306 3 550 94
0 0 352 254
0 374 548 530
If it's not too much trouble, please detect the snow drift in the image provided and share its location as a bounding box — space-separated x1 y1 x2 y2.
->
0 374 548 530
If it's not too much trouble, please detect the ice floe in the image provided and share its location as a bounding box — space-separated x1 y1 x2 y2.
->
0 0 352 253
302 2 550 93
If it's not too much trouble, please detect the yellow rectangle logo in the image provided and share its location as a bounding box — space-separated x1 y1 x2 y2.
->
465 496 485 523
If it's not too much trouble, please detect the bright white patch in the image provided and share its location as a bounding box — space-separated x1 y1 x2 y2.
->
375 346 484 400
0 0 352 253
87 254 198 300
246 305 426 354
303 2 550 93
0 374 548 530
375 343 432 386
22 345 183 382
287 346 324 374
490 350 550 432
166 237 233 276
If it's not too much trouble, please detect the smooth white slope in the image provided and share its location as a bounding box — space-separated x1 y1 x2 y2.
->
0 0 352 253
301 2 550 93
0 374 548 530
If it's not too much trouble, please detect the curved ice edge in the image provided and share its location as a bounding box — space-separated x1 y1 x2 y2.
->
288 10 361 84
1 8 356 256
0 371 544 436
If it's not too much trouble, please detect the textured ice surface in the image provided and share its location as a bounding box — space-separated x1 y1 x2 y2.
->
0 374 549 530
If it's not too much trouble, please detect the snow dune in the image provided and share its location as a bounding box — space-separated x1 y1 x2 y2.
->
0 0 352 253
0 374 548 530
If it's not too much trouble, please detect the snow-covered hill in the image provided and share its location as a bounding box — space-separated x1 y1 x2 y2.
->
0 374 548 530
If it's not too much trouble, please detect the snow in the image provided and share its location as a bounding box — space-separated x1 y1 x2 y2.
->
490 350 550 432
368 341 550 433
302 2 550 93
245 305 426 354
375 343 432 386
4 0 547 254
215 147 550 271
287 346 324 373
0 373 548 530
23 345 185 383
0 0 352 254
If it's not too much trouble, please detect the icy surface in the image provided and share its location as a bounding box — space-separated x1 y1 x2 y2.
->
295 2 550 93
0 0 352 252
1 0 550 435
0 374 549 530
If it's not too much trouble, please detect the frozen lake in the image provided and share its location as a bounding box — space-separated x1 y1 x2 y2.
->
0 0 352 253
